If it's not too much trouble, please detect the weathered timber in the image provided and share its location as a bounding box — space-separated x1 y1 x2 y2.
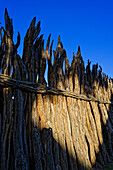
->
0 9 113 170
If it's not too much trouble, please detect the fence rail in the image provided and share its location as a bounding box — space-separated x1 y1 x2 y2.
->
0 74 112 105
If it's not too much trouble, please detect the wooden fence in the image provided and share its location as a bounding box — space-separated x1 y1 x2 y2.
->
0 9 113 170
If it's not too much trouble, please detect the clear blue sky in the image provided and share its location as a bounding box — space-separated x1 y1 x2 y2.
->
0 0 113 77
